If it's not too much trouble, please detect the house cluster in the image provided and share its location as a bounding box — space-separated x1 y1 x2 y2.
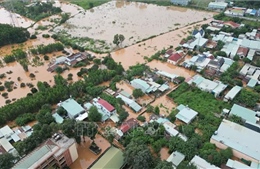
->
240 63 260 88
224 7 260 17
47 52 91 72
187 74 227 98
130 78 170 94
0 125 33 156
165 50 186 65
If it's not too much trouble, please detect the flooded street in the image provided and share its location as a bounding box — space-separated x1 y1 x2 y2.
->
70 134 110 169
55 1 214 47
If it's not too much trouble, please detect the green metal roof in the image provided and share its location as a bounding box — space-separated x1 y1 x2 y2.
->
52 113 64 124
13 145 56 169
61 98 85 117
230 104 257 124
247 78 258 88
91 146 124 169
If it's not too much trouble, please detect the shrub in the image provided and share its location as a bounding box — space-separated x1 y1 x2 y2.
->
137 115 146 122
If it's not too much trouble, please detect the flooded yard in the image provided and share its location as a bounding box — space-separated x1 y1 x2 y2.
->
151 94 176 116
160 147 170 160
147 60 195 79
70 134 110 169
116 80 134 95
55 1 213 47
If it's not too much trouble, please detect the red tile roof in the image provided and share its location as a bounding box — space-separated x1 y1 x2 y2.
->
166 50 173 55
97 98 115 112
236 47 249 56
120 118 138 133
224 21 240 28
168 53 183 62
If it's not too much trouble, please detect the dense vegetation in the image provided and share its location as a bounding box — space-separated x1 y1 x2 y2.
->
2 1 61 21
0 24 29 47
3 49 27 63
66 0 109 9
30 43 64 55
234 89 260 108
233 1 260 8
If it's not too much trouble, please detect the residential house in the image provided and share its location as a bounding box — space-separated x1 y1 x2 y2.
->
192 29 205 39
182 38 208 50
207 20 224 31
218 56 234 73
163 121 179 137
52 113 64 124
247 49 256 61
12 134 78 169
65 52 89 66
205 40 218 49
245 9 258 16
224 8 245 17
170 0 190 6
164 49 173 58
176 104 198 124
167 52 184 65
226 159 253 169
190 155 220 169
93 98 116 117
59 98 85 119
210 119 260 163
90 146 125 169
221 41 240 58
239 64 260 86
206 57 225 72
167 151 185 169
247 78 258 88
236 46 249 58
116 94 142 112
156 70 178 82
246 29 257 40
223 21 240 29
120 118 139 134
208 2 228 10
130 79 150 93
240 38 260 50
224 85 242 102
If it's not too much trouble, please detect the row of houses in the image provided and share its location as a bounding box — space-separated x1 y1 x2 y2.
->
240 64 260 88
224 7 260 17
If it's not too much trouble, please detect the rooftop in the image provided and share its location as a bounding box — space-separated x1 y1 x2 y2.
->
131 79 150 91
90 146 124 169
229 104 257 124
211 119 260 161
190 155 220 169
176 105 198 124
226 159 251 169
167 151 185 167
168 53 183 62
224 85 242 101
236 46 249 56
52 113 64 124
60 98 85 117
97 98 115 112
120 118 138 133
163 121 179 137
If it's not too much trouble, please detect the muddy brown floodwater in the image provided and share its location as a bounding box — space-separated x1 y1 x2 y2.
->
70 134 110 169
54 1 214 47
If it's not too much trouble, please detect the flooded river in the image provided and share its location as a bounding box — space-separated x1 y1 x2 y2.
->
54 1 214 47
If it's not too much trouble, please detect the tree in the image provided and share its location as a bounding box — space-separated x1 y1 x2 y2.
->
234 89 260 108
133 88 145 99
55 66 63 74
88 106 102 122
124 141 154 169
146 105 154 113
119 111 129 122
113 34 125 46
154 106 160 115
154 160 172 169
137 115 146 122
57 107 67 116
29 73 35 78
0 153 16 169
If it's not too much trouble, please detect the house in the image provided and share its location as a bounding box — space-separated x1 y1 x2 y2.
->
167 52 184 65
52 113 64 124
59 98 85 119
247 49 256 61
90 146 124 169
156 70 178 82
206 57 225 71
224 8 245 17
13 134 78 169
171 0 190 6
224 85 242 102
163 121 179 136
245 9 258 16
116 94 142 112
65 52 89 66
167 151 185 169
176 104 198 124
229 104 259 125
240 38 260 50
120 118 138 134
218 56 234 73
221 42 240 58
164 49 173 58
205 40 218 49
130 79 150 93
223 21 240 29
226 159 252 169
210 119 260 163
246 29 257 40
93 98 116 116
183 38 208 50
192 29 205 38
208 2 228 10
190 155 220 169
247 78 258 88
236 46 249 58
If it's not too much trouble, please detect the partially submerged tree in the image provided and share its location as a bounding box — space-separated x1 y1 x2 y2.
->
113 34 125 46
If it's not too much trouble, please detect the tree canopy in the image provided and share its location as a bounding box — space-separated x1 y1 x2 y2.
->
88 106 102 122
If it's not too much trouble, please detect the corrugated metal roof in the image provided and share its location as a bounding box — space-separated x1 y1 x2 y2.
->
167 151 185 167
230 104 257 124
224 86 242 100
190 155 220 169
247 78 258 88
176 106 198 124
61 98 85 118
52 113 64 124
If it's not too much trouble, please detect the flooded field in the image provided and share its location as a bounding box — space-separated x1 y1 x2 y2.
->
70 134 110 169
111 19 213 69
55 1 213 47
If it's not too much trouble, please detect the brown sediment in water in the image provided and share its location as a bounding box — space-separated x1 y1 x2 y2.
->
69 134 110 169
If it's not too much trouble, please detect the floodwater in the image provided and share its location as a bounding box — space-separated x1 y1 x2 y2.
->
0 7 34 28
160 147 170 160
111 19 213 69
70 134 110 169
147 60 195 79
54 1 214 47
116 80 134 95
151 94 176 116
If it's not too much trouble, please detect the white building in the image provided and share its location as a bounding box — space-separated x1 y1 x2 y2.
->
190 155 220 169
224 85 242 102
208 2 228 10
176 104 198 124
93 98 116 116
167 151 185 169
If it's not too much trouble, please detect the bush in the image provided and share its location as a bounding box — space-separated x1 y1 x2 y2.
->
15 113 35 126
30 34 37 39
0 86 5 91
20 83 26 88
133 89 145 99
137 115 146 122
42 34 50 38
43 55 49 60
